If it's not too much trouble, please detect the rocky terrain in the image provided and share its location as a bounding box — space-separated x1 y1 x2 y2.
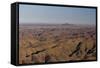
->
19 24 96 64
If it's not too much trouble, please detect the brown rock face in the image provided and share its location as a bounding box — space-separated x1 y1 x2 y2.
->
19 24 96 64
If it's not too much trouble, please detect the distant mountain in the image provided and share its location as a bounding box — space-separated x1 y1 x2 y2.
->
62 23 74 25
20 23 75 26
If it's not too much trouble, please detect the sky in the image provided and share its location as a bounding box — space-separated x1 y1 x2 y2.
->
19 4 96 25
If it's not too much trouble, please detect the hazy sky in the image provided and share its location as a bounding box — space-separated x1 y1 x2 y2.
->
19 4 96 25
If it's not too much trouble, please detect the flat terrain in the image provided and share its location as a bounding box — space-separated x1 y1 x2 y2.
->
19 24 96 64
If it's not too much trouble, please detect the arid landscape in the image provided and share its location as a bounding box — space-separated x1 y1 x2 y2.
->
19 23 96 64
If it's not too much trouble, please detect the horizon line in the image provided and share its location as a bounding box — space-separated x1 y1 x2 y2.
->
19 22 96 25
